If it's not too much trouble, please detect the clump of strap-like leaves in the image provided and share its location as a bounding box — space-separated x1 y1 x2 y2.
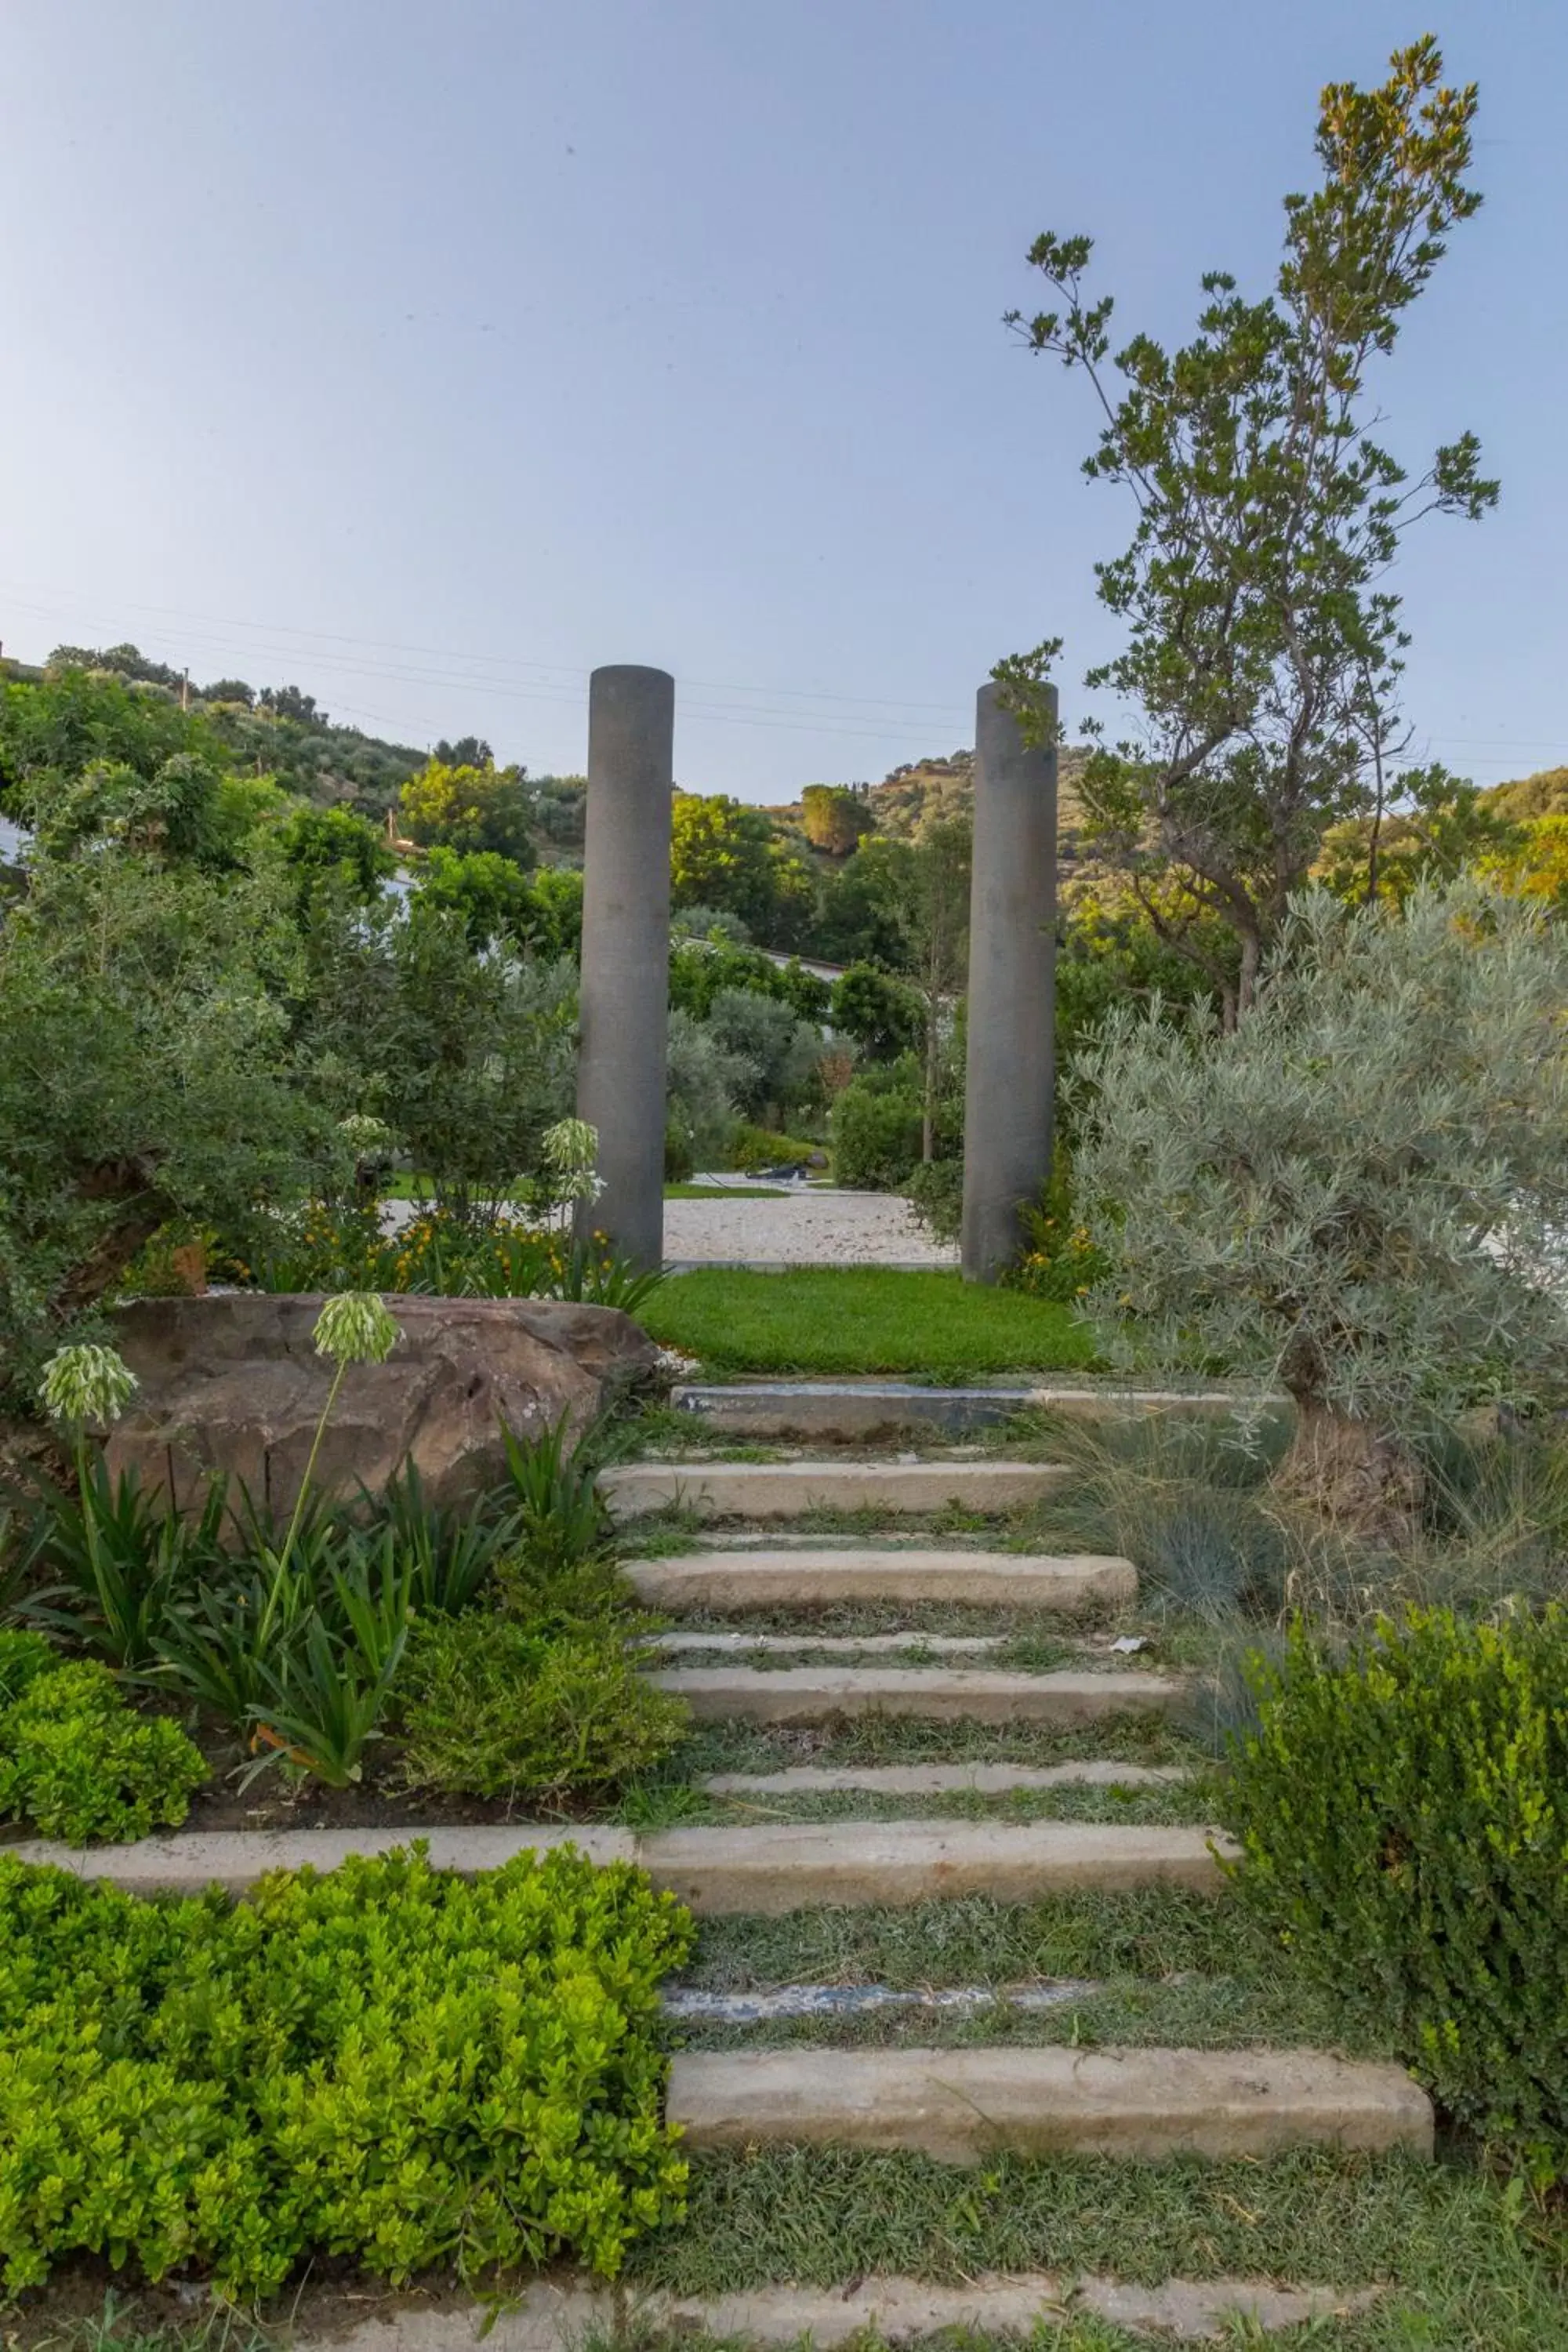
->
1073 880 1568 1525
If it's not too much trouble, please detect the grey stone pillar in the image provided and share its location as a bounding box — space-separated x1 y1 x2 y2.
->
960 680 1058 1283
575 666 674 1270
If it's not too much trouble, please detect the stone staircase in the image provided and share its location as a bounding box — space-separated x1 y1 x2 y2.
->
604 1412 1432 2175
14 1382 1437 2339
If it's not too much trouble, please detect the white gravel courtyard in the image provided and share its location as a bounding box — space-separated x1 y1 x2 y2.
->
665 1179 956 1269
383 1178 957 1268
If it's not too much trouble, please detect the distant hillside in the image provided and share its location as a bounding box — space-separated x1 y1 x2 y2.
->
10 641 592 841
1482 766 1568 822
767 743 1093 863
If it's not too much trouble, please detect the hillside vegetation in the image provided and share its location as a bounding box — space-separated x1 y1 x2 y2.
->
5 635 1559 913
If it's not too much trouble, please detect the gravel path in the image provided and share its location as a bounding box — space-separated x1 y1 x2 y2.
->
665 1184 956 1269
383 1181 956 1268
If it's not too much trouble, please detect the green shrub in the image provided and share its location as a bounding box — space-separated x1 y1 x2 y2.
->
400 1617 688 1804
0 1842 692 2293
830 1070 922 1189
905 1156 962 1241
1225 1609 1568 2171
727 1123 817 1172
1004 1149 1114 1303
0 1629 62 1708
0 1660 207 1845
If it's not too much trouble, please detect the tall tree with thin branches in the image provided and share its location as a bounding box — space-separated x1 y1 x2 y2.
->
997 37 1497 1018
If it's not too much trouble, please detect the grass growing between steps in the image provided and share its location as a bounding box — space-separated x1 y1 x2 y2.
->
619 1780 1215 1830
642 1600 1131 1640
636 1270 1099 1378
669 1712 1204 1777
670 1891 1352 2057
670 1972 1359 2056
646 1631 1080 1672
624 1501 1031 1548
681 1887 1260 1994
627 2147 1568 2349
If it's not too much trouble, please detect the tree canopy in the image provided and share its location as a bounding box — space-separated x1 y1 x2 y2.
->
998 37 1497 1014
398 758 535 866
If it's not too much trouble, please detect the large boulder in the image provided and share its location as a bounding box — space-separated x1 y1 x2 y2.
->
106 1293 657 1517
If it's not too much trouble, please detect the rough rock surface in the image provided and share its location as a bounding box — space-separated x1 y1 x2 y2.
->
106 1293 655 1515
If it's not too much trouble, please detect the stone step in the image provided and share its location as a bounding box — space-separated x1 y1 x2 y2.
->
296 2270 1382 2348
600 1458 1068 1522
673 1379 1285 1443
699 1760 1193 1795
627 1546 1134 1613
644 1819 1230 1911
668 2045 1433 2165
645 1628 1009 1656
648 1663 1183 1727
12 1817 1223 1910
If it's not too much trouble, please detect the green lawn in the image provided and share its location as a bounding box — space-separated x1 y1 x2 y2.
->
664 1183 789 1200
637 1267 1098 1377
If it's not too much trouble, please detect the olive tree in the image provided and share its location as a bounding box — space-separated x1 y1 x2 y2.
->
1073 880 1568 1531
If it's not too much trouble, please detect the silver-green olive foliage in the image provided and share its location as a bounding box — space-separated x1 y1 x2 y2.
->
1074 880 1568 1434
1000 38 1497 1014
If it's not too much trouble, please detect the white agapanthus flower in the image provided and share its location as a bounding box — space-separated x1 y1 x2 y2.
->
40 1343 139 1427
312 1291 401 1367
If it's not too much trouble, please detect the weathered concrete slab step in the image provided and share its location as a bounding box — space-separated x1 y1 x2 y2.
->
645 1628 1009 1655
644 1819 1231 1911
673 1379 1286 1443
699 1759 1194 1795
601 1458 1066 1522
648 1663 1184 1726
627 1546 1134 1612
308 2268 1381 2350
9 1817 1224 1910
8 1824 636 1896
669 2044 1433 2163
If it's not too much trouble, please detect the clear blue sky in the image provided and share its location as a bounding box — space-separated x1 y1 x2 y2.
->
1 2 1561 800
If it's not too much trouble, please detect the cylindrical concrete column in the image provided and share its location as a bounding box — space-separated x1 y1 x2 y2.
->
575 666 674 1270
960 680 1058 1283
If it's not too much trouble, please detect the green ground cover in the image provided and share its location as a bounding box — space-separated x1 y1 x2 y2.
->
637 1268 1099 1377
664 1183 789 1200
626 2148 1568 2347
